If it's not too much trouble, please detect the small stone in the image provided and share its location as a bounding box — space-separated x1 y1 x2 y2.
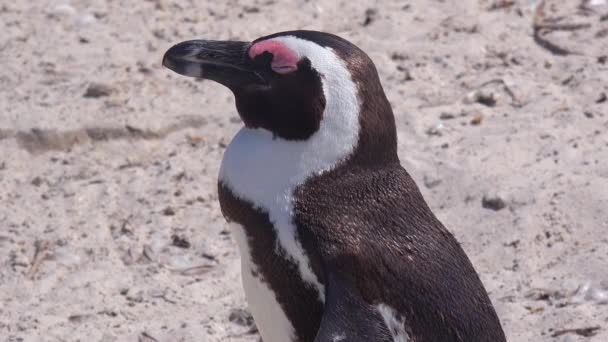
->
503 240 520 248
178 264 213 276
362 8 378 26
68 313 92 323
142 245 156 262
148 288 167 298
425 123 444 137
186 134 205 146
243 6 260 13
162 207 176 216
83 83 114 98
391 52 407 61
229 308 255 327
139 332 159 342
439 112 455 120
31 176 43 187
464 88 501 107
478 93 497 107
423 175 442 189
470 114 484 125
487 0 515 10
201 253 217 262
126 290 144 303
171 235 190 249
482 194 506 211
396 65 413 81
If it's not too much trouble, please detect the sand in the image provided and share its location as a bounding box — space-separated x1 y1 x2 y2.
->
1 0 607 341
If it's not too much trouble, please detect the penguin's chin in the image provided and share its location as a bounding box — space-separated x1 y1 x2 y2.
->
162 39 268 90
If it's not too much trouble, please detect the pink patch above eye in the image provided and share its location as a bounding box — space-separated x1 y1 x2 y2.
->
248 40 299 74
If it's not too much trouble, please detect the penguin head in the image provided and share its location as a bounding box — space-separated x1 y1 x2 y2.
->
164 31 397 164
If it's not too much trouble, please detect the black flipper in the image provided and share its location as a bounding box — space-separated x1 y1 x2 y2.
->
314 269 394 342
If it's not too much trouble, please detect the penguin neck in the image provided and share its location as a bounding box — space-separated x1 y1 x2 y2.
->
218 115 359 207
348 86 399 170
338 51 400 170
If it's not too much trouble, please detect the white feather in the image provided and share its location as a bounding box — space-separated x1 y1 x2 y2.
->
377 303 410 342
231 222 296 342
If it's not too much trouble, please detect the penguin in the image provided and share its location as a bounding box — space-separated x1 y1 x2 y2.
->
163 30 507 342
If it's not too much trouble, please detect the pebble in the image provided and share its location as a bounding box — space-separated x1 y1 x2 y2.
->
147 288 167 298
161 206 176 216
139 332 159 342
83 83 114 98
464 89 498 107
31 176 43 187
171 234 190 249
125 290 144 303
439 112 456 120
470 113 484 125
425 123 444 137
482 193 506 211
423 175 442 189
228 308 255 327
362 8 378 27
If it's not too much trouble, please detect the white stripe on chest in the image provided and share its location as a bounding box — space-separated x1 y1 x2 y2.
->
231 223 296 342
377 304 410 342
219 35 360 310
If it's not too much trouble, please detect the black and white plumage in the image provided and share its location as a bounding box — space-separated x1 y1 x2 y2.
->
163 30 506 342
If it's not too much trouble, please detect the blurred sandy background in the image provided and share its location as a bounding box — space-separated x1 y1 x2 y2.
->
1 0 607 341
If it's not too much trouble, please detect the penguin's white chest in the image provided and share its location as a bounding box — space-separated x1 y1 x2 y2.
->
219 128 328 301
230 223 297 342
219 127 336 342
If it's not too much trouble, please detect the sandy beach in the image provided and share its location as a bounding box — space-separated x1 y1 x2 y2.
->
1 0 607 341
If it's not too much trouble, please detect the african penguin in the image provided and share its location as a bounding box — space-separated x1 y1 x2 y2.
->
163 30 507 342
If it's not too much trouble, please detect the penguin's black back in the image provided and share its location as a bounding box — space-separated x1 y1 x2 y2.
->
293 162 507 342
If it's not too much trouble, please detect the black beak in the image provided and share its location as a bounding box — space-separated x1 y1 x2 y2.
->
162 40 266 89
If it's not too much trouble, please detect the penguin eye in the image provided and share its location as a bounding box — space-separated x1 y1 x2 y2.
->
252 51 274 67
271 64 298 74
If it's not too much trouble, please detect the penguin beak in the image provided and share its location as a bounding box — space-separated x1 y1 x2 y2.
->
162 40 266 89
